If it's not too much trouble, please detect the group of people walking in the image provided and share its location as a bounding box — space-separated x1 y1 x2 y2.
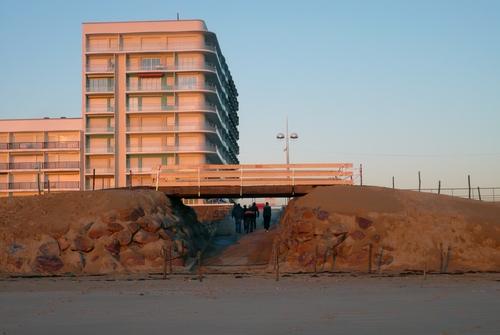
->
231 202 272 234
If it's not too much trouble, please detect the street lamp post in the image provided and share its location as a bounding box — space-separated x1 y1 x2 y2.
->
276 117 298 165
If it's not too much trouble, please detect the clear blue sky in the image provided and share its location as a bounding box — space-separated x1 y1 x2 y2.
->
1 0 499 189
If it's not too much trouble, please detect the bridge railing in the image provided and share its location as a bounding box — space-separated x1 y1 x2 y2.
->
155 163 354 187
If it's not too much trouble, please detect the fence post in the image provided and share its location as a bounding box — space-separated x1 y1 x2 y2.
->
162 246 167 280
92 168 96 191
376 247 384 274
168 242 173 275
275 243 280 282
418 171 421 192
438 180 441 195
197 251 203 282
477 187 482 201
360 164 363 186
155 166 160 191
197 167 201 197
468 175 471 199
129 169 132 189
47 177 51 193
392 176 395 189
368 243 372 274
37 171 41 195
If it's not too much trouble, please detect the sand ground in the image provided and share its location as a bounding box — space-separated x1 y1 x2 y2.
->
0 273 499 335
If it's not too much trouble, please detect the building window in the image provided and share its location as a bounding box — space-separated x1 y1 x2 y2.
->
141 58 161 70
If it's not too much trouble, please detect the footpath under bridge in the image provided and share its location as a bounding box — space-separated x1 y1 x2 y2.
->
152 163 353 198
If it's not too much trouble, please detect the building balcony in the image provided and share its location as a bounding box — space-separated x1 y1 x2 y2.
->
85 147 115 154
86 85 115 93
86 64 115 73
126 144 217 154
126 83 217 93
126 123 216 133
0 141 80 151
126 103 217 114
86 106 114 114
0 161 80 171
85 126 115 134
126 62 216 73
85 167 114 175
126 167 153 174
0 181 80 191
86 42 216 54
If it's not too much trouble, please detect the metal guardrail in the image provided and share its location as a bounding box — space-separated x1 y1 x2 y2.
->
0 181 80 191
404 187 500 202
0 141 80 150
126 145 217 153
86 42 217 53
126 123 216 133
0 161 79 170
126 83 217 92
126 63 216 72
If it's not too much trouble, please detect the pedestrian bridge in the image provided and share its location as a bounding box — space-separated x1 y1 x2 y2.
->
152 163 353 198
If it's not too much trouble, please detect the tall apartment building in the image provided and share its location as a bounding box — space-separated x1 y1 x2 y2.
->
0 20 239 196
0 118 82 197
83 20 239 190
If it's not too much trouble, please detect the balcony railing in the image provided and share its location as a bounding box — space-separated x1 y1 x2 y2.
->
86 64 115 73
126 83 216 92
86 42 217 53
0 181 80 191
0 141 80 150
85 126 115 133
85 147 115 154
86 85 115 93
126 123 216 133
126 144 217 153
86 106 114 113
85 167 114 174
126 63 216 72
126 104 217 113
0 161 79 170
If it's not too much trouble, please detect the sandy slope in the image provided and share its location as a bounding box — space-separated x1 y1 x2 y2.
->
276 186 500 272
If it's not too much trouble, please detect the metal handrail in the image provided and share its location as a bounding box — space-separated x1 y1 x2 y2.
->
0 181 80 190
0 161 79 170
86 42 217 53
126 83 217 92
0 141 80 150
126 144 217 153
126 63 217 72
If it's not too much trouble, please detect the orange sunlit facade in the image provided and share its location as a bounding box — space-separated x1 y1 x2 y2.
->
0 20 239 196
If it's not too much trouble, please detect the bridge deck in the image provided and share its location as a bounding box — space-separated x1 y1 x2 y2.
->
153 163 353 198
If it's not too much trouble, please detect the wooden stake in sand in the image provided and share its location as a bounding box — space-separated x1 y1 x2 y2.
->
438 180 441 195
376 247 384 274
392 176 395 189
168 243 173 275
439 243 444 273
314 244 318 275
368 243 373 274
197 251 203 282
477 187 482 201
92 168 96 191
468 175 471 199
161 246 168 280
275 243 280 282
443 246 451 273
360 164 363 186
418 171 421 192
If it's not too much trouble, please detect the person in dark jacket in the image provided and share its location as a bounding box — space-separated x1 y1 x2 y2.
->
263 202 272 231
231 203 243 234
243 205 253 234
250 202 259 232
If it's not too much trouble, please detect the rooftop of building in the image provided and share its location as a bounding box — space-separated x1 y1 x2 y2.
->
82 19 208 34
0 117 82 133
